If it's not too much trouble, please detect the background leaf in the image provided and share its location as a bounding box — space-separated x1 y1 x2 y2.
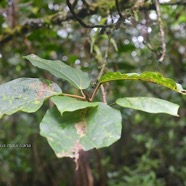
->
116 97 179 116
24 54 91 90
99 71 186 94
0 78 62 118
40 103 122 158
51 96 99 115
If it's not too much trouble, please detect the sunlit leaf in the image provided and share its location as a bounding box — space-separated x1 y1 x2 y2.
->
0 78 62 118
116 97 179 116
40 103 122 159
24 54 91 90
99 71 186 94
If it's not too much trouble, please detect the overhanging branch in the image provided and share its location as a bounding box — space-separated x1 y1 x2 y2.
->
0 7 97 46
66 0 113 28
0 1 185 47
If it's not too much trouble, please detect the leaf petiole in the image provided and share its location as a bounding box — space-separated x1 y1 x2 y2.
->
62 93 86 100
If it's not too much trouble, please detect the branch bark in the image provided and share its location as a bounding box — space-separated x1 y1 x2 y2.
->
0 1 185 47
66 0 113 28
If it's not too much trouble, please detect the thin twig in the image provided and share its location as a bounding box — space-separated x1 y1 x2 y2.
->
100 84 107 103
66 0 113 28
81 0 91 8
97 35 112 80
114 0 125 29
143 41 156 52
90 83 101 101
155 0 166 62
81 90 90 102
62 93 85 100
90 34 111 102
72 0 78 9
81 89 86 97
115 0 122 18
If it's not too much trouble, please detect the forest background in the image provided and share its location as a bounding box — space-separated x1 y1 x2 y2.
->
0 0 186 185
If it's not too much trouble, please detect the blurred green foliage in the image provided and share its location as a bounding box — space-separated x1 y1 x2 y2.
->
0 0 186 185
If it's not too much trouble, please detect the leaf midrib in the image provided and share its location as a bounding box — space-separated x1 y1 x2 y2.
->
32 58 83 89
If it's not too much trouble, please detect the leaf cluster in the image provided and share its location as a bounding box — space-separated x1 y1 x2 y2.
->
0 54 185 159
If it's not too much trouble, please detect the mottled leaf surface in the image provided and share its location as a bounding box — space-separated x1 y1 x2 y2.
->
0 78 62 118
116 97 179 116
99 71 186 94
51 96 99 115
24 54 90 90
40 103 122 158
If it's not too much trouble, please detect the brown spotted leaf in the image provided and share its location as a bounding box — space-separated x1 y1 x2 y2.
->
99 71 186 94
40 102 122 159
0 78 62 118
24 54 91 90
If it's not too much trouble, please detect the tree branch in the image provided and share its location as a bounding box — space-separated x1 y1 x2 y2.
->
66 0 113 28
0 7 97 46
1 1 184 47
115 0 122 18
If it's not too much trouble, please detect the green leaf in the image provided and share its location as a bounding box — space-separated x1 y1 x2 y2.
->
116 97 179 116
0 78 62 118
24 54 91 90
99 71 186 94
51 96 99 115
40 103 122 158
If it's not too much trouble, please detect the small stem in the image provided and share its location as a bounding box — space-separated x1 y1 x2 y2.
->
97 35 112 80
100 84 107 103
143 41 156 52
80 89 86 97
62 93 85 100
155 0 166 62
115 0 122 18
81 90 90 102
90 83 101 101
90 34 112 102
